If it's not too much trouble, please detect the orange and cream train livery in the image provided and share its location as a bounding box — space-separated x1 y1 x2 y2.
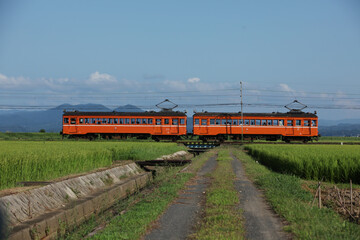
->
193 111 318 142
62 111 187 141
62 109 318 142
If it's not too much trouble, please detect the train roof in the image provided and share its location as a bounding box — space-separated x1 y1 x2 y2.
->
193 111 317 118
63 111 187 117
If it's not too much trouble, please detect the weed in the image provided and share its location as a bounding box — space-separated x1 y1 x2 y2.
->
192 149 244 239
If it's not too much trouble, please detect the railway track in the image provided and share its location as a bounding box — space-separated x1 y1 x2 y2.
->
180 140 360 147
222 141 360 145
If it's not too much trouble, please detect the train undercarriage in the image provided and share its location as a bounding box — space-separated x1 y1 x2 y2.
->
63 132 318 143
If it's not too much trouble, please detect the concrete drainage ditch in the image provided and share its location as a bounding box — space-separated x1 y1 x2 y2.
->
0 150 190 240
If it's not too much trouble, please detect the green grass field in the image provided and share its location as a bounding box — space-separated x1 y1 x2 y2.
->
0 132 62 141
318 136 360 142
234 147 360 240
245 144 360 183
0 141 185 190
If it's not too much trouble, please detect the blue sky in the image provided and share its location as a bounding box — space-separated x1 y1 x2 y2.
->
0 0 359 120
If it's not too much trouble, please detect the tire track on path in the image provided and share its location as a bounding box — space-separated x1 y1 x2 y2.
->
231 153 288 240
144 154 217 240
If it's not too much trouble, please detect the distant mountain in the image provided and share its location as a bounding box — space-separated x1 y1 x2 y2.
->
320 119 360 126
113 104 143 112
319 124 360 137
50 103 111 112
0 103 142 133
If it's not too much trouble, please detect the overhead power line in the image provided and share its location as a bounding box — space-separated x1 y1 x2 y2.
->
1 102 360 111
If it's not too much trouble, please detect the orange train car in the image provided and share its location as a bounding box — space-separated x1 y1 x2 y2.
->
62 111 187 140
193 111 318 142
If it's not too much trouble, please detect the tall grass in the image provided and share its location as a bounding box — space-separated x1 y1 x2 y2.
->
245 144 360 183
234 148 360 240
0 132 62 141
192 149 244 239
0 141 185 190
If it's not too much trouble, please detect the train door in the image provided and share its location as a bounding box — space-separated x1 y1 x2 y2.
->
68 117 78 133
163 118 171 134
225 117 232 135
154 118 162 134
285 119 294 135
171 118 179 134
294 119 302 136
303 119 311 135
200 118 208 134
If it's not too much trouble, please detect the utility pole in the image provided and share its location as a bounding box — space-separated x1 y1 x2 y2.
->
240 81 244 142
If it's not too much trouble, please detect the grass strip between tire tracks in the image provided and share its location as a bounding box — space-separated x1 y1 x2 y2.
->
191 148 245 240
59 150 213 240
234 146 360 240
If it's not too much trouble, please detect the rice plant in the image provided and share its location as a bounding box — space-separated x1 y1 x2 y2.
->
0 141 185 190
245 144 360 183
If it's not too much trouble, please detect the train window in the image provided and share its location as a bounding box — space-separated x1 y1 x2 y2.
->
201 119 207 125
148 118 153 124
64 118 69 124
136 118 141 124
227 120 232 125
131 118 135 124
156 119 161 125
102 118 106 124
304 120 309 126
92 118 96 124
312 120 317 126
119 118 123 124
267 120 272 126
273 120 278 126
256 120 261 125
244 120 249 125
71 118 76 124
195 119 200 125
125 118 130 124
250 120 255 125
142 118 147 124
210 119 215 125
108 118 113 124
239 119 243 125
79 118 84 124
114 118 118 124
296 120 301 126
85 118 89 124
287 120 293 126
222 119 226 125
164 119 170 124
279 120 284 126
172 119 179 125
262 120 267 126
180 118 185 125
233 120 238 125
216 119 220 125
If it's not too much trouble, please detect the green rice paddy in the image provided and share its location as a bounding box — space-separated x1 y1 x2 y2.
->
0 141 185 190
245 144 360 183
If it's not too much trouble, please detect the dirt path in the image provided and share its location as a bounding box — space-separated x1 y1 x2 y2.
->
144 154 217 240
231 154 288 240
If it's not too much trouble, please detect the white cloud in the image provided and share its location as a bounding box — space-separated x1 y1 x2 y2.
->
188 77 200 83
279 83 294 93
0 73 31 88
87 71 117 85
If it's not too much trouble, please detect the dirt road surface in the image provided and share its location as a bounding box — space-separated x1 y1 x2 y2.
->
144 155 217 240
232 155 288 240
